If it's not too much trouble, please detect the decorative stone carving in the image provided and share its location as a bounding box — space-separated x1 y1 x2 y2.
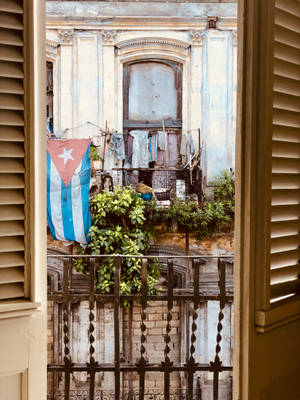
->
207 16 218 30
190 30 203 45
116 37 190 51
58 29 74 45
232 31 238 46
101 30 118 44
116 37 190 60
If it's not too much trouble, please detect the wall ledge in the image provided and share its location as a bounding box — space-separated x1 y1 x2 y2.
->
255 297 300 333
0 301 41 320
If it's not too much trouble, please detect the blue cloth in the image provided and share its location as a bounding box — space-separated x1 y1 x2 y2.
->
108 133 125 160
130 130 149 168
149 134 158 162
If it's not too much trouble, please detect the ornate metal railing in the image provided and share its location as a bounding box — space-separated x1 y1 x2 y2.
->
47 254 233 400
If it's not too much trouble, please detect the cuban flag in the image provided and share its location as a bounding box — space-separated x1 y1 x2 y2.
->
47 139 92 244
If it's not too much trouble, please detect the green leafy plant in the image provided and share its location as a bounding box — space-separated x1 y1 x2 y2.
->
146 169 235 238
74 187 160 297
89 146 102 161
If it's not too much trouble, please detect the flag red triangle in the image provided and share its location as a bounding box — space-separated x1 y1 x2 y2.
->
47 139 91 187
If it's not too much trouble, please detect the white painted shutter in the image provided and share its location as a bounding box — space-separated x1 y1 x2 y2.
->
270 0 300 303
0 0 26 300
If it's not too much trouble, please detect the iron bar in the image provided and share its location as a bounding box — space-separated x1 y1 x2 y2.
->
138 259 148 400
187 260 200 400
87 259 97 400
212 259 226 400
162 259 174 400
114 258 122 400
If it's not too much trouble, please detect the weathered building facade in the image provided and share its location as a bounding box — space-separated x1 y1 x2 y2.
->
46 1 237 185
46 2 237 399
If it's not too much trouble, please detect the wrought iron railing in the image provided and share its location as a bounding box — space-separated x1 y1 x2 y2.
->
47 255 233 400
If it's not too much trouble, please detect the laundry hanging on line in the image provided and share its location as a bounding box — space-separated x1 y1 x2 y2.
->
180 133 196 159
149 133 158 162
157 130 167 151
130 130 150 168
108 132 125 160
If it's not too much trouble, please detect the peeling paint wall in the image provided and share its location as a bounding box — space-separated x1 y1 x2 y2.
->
46 1 237 182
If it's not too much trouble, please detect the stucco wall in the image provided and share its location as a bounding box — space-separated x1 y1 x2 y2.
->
46 2 237 181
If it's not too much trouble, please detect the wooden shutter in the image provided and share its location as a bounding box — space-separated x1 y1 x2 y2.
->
0 0 26 300
270 0 300 304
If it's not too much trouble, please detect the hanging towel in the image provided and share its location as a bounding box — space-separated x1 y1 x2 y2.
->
157 130 167 151
149 133 158 162
108 133 125 160
130 130 149 168
180 134 195 157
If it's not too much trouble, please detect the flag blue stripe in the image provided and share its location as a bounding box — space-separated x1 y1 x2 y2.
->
47 152 57 240
61 178 76 241
80 144 92 242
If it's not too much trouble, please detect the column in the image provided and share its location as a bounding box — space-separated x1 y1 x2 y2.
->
57 29 74 137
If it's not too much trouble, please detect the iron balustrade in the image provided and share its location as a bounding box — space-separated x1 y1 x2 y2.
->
47 254 233 400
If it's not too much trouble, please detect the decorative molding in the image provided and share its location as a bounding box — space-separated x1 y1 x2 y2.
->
58 28 74 45
46 38 59 48
101 30 118 44
46 38 59 59
116 37 190 51
232 30 238 46
189 30 204 45
207 16 218 29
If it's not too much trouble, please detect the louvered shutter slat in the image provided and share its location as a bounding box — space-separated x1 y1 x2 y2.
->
0 236 24 253
0 11 23 31
0 174 24 189
274 75 300 97
0 189 24 204
273 124 299 142
271 189 300 205
270 0 300 304
0 142 24 157
0 44 24 62
271 204 300 221
0 126 24 141
271 220 300 238
0 28 23 46
274 25 300 49
273 92 300 113
0 205 24 221
272 174 300 189
271 280 300 300
0 283 24 299
271 264 300 284
0 94 24 110
0 1 23 14
0 252 24 268
271 234 300 252
0 267 24 283
275 9 300 33
272 157 300 173
0 110 23 125
0 77 24 94
0 158 24 173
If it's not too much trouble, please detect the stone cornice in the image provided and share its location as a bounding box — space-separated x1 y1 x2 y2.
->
115 37 191 51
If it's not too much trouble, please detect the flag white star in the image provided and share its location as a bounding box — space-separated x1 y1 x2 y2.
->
58 147 74 165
